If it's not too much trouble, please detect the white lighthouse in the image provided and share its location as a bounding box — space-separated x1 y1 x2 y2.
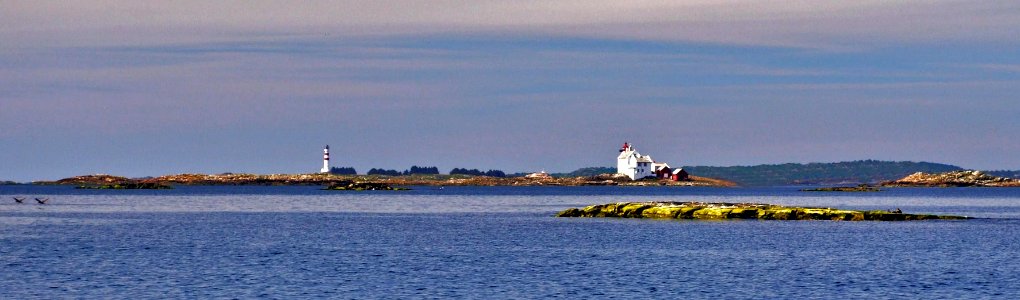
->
320 145 330 173
617 142 655 180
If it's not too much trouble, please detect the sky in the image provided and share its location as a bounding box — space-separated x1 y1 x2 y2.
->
2 1 1020 181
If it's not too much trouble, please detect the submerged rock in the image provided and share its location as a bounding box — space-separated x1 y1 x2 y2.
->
800 184 881 192
556 202 969 221
323 181 409 191
76 182 174 190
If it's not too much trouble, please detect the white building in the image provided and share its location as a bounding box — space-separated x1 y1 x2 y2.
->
525 171 551 179
617 142 655 180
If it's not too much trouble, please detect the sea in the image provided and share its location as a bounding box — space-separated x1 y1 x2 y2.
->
2 185 1020 299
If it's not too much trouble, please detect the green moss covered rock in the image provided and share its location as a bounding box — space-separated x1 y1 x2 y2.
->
556 202 968 221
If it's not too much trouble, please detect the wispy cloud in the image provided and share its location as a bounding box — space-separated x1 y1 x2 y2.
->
4 1 1019 50
3 2 1020 180
967 64 1020 73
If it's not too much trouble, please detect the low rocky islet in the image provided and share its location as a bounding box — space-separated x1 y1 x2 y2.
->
557 201 969 221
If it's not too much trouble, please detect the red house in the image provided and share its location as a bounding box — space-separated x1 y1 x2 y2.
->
671 168 689 181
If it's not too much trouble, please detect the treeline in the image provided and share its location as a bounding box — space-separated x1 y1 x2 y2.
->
367 166 440 176
367 168 402 176
986 170 1020 179
682 160 964 186
329 167 357 175
554 167 616 178
450 168 506 177
331 165 508 177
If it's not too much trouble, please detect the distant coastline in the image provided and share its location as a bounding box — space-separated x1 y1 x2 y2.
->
15 160 1020 188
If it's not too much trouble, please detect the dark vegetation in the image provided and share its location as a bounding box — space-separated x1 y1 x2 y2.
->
367 168 402 176
986 170 1020 179
407 166 440 175
1 181 19 185
329 167 357 175
367 166 440 176
552 167 617 178
449 168 506 177
682 160 964 186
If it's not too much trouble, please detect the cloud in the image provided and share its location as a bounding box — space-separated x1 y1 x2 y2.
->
967 64 1020 73
3 3 1020 181
3 1 1019 50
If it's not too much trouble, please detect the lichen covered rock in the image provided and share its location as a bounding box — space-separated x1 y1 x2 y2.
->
556 202 968 221
883 170 1020 187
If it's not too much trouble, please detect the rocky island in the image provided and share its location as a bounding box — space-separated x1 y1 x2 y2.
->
35 173 735 187
882 170 1020 187
45 175 174 189
557 202 969 221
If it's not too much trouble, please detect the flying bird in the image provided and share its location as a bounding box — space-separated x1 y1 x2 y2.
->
35 198 48 205
13 197 25 203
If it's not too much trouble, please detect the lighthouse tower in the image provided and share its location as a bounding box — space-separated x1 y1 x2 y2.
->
320 145 330 173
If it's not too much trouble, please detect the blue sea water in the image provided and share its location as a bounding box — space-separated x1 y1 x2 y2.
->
2 185 1020 299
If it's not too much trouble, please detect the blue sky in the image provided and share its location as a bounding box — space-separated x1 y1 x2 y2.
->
2 1 1020 181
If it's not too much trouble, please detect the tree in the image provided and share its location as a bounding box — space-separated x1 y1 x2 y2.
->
451 168 484 176
329 167 357 175
406 165 439 175
450 168 506 177
367 168 401 176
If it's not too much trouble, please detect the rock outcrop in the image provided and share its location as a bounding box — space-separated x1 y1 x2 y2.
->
882 170 1020 187
556 202 969 221
44 174 174 189
51 174 134 185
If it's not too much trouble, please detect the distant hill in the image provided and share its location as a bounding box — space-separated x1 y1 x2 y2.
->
682 160 964 186
547 161 1020 186
986 170 1020 179
553 167 616 178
